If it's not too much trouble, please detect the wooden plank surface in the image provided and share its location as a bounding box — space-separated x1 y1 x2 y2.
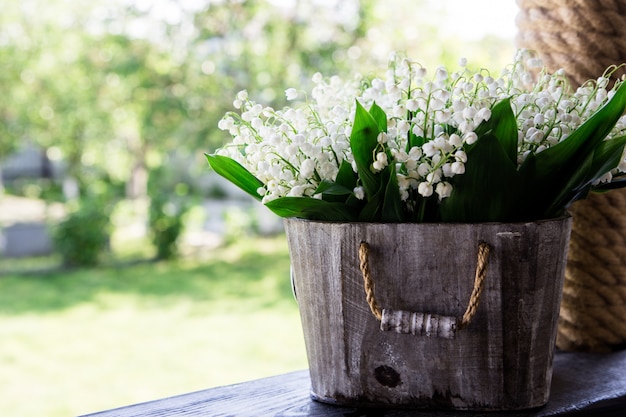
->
81 350 626 417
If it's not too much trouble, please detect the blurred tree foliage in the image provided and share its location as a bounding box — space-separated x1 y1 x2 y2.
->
0 0 512 202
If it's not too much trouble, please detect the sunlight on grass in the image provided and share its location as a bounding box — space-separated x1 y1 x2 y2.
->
0 235 308 417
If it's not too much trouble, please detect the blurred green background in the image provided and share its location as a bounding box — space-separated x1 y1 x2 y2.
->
0 0 516 415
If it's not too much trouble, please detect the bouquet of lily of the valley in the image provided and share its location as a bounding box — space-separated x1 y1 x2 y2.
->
207 50 626 223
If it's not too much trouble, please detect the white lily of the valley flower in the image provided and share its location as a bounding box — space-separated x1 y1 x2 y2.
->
372 152 388 172
216 49 626 215
451 161 465 175
418 182 434 197
435 181 453 200
353 186 365 200
285 88 298 101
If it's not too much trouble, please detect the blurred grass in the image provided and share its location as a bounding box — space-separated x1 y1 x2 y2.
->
0 234 307 417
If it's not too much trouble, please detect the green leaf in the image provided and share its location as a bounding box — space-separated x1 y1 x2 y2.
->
590 136 626 182
440 132 521 222
369 102 388 133
489 98 518 164
565 136 626 197
314 180 353 196
381 163 404 222
552 135 626 208
205 154 263 201
518 81 626 218
358 187 383 221
409 132 425 148
264 197 356 221
543 152 594 215
334 159 357 190
316 160 358 203
350 100 382 199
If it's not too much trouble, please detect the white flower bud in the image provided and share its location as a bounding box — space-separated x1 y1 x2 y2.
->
430 99 445 111
527 57 543 68
406 98 420 112
405 159 418 170
451 161 465 175
251 117 263 130
435 67 448 81
463 107 476 120
312 72 323 83
285 144 298 157
426 170 441 183
288 185 306 197
452 99 466 112
475 107 491 122
417 162 430 177
412 124 424 137
372 152 388 172
423 142 438 157
285 88 298 101
395 150 409 163
522 73 533 85
418 182 434 197
292 134 305 144
237 90 248 101
319 161 338 179
241 110 253 122
463 132 478 145
300 159 316 178
408 147 422 159
397 120 411 136
218 117 234 131
435 181 453 200
449 133 462 147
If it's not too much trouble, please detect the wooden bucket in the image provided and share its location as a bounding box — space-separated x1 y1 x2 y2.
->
284 217 572 410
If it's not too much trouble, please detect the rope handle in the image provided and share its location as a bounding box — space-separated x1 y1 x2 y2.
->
358 241 491 339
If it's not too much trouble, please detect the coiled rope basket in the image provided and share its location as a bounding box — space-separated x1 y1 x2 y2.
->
517 0 626 352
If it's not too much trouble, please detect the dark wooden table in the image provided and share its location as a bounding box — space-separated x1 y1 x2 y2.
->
81 351 626 417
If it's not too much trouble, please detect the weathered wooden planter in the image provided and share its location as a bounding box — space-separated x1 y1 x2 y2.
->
284 216 572 410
